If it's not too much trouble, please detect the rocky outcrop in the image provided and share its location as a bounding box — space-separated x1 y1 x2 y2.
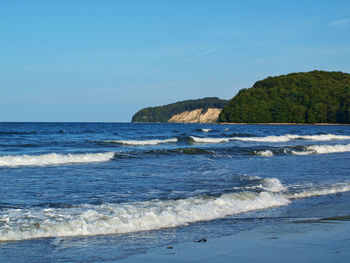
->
131 97 229 122
168 108 222 123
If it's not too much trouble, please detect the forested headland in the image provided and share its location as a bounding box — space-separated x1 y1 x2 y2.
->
219 71 350 124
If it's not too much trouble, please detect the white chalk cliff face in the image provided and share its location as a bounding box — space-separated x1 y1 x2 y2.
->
168 108 222 123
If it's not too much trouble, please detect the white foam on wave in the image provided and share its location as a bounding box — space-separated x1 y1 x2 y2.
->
261 178 286 192
299 134 350 141
233 176 350 198
0 152 115 167
0 191 289 241
254 150 274 157
201 129 212 132
190 134 350 144
291 144 350 155
285 182 350 199
2 177 350 242
105 138 178 146
234 177 286 192
234 135 296 142
233 134 350 142
190 136 230 143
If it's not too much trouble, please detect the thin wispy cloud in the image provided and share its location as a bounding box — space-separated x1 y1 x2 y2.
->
193 48 217 59
151 43 195 57
330 18 350 28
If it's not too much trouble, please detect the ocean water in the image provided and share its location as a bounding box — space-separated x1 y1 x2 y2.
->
0 122 350 262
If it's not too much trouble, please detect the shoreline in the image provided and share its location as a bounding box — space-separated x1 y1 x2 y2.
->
131 121 350 125
122 218 350 263
219 122 350 126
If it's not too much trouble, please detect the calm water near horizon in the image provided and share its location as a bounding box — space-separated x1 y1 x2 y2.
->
1 122 350 262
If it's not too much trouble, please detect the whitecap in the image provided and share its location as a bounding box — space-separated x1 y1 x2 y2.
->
233 134 350 143
260 178 286 192
0 152 115 167
234 177 286 192
191 134 350 144
285 182 350 199
0 191 289 241
190 136 230 143
291 144 350 155
2 178 350 242
104 138 178 146
254 150 274 157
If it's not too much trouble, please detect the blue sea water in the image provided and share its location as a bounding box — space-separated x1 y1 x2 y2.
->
0 122 350 262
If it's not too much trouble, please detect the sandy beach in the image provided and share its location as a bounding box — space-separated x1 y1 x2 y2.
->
123 218 350 263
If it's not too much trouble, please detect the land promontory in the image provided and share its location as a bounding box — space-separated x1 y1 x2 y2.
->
132 70 350 124
219 70 350 124
131 97 229 123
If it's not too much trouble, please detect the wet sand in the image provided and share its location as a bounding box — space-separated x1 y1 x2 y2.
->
121 219 350 263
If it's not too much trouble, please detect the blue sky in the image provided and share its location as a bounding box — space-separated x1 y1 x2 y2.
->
1 0 350 122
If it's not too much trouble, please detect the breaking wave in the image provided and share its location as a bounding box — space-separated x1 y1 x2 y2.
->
233 176 286 192
190 134 350 144
0 191 289 241
233 134 350 142
103 138 178 146
253 150 274 157
286 182 350 199
1 177 350 242
291 144 350 155
190 136 230 143
262 178 286 192
0 152 115 167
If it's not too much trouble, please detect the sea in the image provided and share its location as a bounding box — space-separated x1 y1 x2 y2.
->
0 122 350 262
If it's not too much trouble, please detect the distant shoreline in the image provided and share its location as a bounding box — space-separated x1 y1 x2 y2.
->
131 121 350 125
219 122 350 126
